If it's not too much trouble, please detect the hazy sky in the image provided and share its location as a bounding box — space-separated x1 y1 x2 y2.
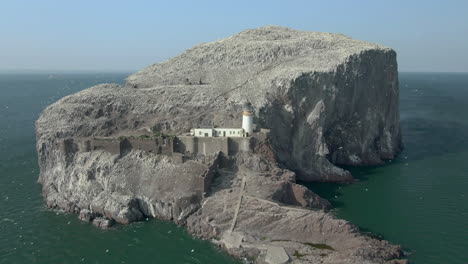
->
1 0 467 72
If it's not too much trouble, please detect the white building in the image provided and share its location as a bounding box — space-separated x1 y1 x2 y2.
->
190 102 255 138
191 128 245 137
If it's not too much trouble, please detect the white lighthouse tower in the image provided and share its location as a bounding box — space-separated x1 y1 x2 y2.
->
242 102 254 136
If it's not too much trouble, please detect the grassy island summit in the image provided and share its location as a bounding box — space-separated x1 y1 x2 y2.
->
36 26 405 264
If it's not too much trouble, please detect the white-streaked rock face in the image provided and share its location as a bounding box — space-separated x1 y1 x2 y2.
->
127 26 386 89
35 26 404 263
37 26 400 182
125 25 401 181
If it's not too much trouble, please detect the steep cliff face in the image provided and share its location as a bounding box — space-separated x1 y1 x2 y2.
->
36 26 404 263
261 50 400 181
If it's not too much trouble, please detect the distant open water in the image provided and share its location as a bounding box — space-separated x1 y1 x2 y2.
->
0 72 467 263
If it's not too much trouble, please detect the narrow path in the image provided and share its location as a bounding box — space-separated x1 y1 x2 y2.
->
228 176 247 234
243 195 313 213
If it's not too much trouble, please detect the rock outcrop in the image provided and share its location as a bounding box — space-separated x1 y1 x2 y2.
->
36 26 404 263
126 25 401 181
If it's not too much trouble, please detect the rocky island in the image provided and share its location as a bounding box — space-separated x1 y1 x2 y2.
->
36 26 405 263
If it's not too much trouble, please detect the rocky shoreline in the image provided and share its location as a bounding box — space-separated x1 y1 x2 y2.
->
36 26 404 263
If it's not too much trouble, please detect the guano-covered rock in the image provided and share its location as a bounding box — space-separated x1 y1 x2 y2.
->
35 26 404 264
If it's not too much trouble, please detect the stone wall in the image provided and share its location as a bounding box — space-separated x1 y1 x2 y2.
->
176 136 228 155
91 138 121 154
58 136 174 157
61 135 247 158
176 136 251 156
123 137 173 155
199 152 221 196
228 137 251 155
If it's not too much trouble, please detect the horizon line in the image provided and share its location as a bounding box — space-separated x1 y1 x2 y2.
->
1 69 468 74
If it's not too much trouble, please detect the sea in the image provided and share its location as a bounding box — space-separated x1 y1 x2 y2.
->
0 72 467 264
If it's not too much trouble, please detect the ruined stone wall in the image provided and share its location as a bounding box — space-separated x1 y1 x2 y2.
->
199 153 221 196
125 138 157 153
56 137 174 157
122 137 173 155
91 138 121 154
58 136 247 159
157 137 174 155
176 136 229 155
123 137 173 155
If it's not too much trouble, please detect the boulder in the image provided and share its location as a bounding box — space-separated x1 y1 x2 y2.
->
265 247 290 264
78 209 94 222
92 217 115 229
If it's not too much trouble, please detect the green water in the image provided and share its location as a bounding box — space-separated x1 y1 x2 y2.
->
306 73 468 264
0 73 239 264
1 73 467 264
